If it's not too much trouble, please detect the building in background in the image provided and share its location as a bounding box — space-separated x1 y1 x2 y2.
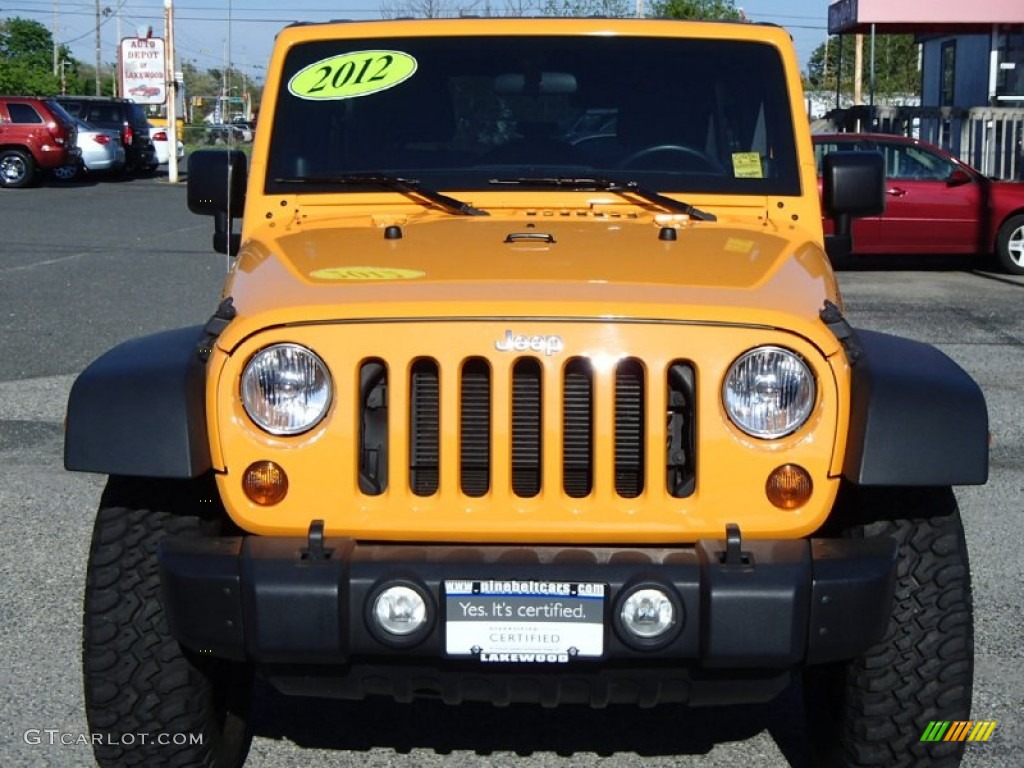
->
827 0 1024 178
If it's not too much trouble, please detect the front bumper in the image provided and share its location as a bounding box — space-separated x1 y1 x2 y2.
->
160 528 895 683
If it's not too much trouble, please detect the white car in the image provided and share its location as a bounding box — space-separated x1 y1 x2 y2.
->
149 124 185 165
230 120 255 142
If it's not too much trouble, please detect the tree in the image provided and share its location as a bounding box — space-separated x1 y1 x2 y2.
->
652 0 742 20
62 61 117 97
806 34 920 99
379 0 636 17
539 0 632 16
0 17 63 95
380 0 481 18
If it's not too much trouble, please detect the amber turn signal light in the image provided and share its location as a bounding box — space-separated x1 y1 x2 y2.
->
765 464 812 509
243 460 289 505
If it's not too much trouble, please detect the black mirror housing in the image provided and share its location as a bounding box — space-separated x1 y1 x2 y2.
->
822 150 884 262
187 149 248 218
822 150 885 219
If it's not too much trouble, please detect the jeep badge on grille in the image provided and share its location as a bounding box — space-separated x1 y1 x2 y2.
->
494 330 565 356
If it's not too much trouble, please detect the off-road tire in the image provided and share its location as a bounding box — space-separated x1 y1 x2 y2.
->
804 486 973 767
995 214 1024 275
0 148 36 188
83 477 253 768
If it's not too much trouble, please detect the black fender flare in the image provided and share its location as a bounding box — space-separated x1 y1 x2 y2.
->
64 326 212 478
842 329 988 486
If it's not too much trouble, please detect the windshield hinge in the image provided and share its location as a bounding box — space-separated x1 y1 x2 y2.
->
197 296 236 362
820 300 862 365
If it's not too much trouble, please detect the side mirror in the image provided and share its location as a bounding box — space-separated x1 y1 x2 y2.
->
947 168 971 186
822 150 885 261
187 149 248 255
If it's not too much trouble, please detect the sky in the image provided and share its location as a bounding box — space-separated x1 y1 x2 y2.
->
2 1 833 81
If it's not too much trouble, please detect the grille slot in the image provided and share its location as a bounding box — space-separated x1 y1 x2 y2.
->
409 359 439 496
562 358 594 498
359 360 388 495
614 359 645 498
460 358 491 497
511 358 542 497
666 362 696 498
357 351 696 500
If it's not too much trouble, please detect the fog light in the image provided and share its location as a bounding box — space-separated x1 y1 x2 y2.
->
242 460 288 506
766 464 813 509
373 585 428 636
620 588 675 639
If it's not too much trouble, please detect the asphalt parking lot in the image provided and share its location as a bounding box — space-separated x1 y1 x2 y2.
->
1 176 1021 767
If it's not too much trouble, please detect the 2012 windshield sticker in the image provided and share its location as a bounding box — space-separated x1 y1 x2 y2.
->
288 50 418 100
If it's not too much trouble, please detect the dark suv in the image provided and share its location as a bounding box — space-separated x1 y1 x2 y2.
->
0 96 79 188
55 96 158 174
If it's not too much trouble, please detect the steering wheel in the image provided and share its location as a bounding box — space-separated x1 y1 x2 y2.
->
618 144 723 173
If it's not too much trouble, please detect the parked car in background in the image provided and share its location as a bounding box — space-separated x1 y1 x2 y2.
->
55 96 158 174
813 133 1024 274
0 95 79 188
53 118 126 181
230 118 255 142
149 123 185 166
205 123 248 144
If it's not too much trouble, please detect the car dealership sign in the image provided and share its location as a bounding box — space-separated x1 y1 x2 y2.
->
120 37 166 105
827 0 858 34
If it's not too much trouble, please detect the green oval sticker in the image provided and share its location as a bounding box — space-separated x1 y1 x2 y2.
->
288 50 417 101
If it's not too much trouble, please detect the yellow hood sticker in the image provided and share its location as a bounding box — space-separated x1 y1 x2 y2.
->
309 266 426 281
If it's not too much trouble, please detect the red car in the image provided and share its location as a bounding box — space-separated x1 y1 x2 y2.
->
0 96 79 188
814 133 1024 274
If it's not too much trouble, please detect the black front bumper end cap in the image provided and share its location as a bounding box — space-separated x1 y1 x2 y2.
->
157 534 896 668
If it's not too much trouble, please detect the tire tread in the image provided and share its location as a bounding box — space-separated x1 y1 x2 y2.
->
806 487 973 768
83 478 251 768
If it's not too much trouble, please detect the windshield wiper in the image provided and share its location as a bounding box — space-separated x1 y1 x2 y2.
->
489 177 716 221
273 174 489 216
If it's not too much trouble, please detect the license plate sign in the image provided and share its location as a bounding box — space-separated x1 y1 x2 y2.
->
444 580 605 662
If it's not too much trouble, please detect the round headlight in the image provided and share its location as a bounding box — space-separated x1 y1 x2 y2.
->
723 346 815 439
241 343 332 435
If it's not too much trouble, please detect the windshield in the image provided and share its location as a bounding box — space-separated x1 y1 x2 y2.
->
266 34 799 197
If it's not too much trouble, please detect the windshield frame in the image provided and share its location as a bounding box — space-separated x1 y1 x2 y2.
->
264 32 802 199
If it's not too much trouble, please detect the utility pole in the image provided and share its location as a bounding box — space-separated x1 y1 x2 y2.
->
165 0 179 183
95 0 102 95
53 1 59 75
114 5 121 96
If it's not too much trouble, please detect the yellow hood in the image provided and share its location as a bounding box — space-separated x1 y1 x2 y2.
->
219 213 841 354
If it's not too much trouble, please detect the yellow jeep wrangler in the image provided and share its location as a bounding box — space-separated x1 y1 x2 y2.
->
66 17 988 768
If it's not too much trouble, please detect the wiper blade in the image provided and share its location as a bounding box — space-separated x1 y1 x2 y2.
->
273 174 488 216
490 176 716 221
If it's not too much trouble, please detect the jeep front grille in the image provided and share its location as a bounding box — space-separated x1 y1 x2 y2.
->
359 355 695 500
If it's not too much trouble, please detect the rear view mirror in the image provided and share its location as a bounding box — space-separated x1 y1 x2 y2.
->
947 168 971 186
187 149 248 255
822 151 885 218
188 149 247 217
822 151 885 262
494 72 577 95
